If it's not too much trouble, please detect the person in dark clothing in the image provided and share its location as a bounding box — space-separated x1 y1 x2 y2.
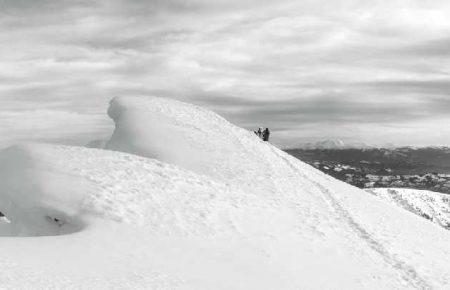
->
262 128 270 141
254 127 263 139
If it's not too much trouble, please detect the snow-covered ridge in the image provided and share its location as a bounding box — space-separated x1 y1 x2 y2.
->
366 188 450 230
105 96 277 188
0 96 449 288
105 97 331 199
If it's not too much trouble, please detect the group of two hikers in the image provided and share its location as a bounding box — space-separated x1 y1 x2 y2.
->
254 127 270 141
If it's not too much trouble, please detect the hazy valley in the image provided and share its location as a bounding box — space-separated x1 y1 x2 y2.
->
286 146 450 194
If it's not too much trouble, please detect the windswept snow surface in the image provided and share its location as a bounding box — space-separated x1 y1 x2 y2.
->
366 188 450 230
0 97 449 289
0 144 257 237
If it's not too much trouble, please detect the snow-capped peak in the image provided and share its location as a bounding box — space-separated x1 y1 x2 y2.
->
297 139 371 149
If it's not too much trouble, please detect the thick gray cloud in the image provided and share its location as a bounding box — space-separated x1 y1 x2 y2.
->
1 0 450 148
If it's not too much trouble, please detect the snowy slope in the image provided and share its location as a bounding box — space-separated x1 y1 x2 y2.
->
0 144 260 237
0 96 449 289
366 188 450 230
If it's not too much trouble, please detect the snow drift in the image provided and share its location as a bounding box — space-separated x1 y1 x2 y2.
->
0 96 450 289
0 144 259 237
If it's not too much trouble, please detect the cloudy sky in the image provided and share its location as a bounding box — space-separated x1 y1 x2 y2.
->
1 0 450 148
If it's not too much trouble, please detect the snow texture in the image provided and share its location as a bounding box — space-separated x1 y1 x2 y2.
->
0 96 449 289
367 188 450 230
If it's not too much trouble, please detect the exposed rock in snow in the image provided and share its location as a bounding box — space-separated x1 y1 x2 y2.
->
0 96 449 288
366 188 450 230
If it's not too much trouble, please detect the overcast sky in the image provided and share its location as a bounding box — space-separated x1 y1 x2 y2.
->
1 0 450 148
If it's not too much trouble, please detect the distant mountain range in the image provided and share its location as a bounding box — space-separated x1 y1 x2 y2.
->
285 146 450 194
294 139 372 150
291 139 450 151
285 146 450 175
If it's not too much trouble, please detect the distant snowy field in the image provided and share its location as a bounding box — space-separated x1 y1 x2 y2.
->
0 96 449 289
366 188 450 230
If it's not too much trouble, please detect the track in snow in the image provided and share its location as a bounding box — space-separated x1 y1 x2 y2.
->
276 148 431 289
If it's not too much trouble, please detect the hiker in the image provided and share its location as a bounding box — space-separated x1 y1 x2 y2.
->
262 128 270 141
255 127 263 139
